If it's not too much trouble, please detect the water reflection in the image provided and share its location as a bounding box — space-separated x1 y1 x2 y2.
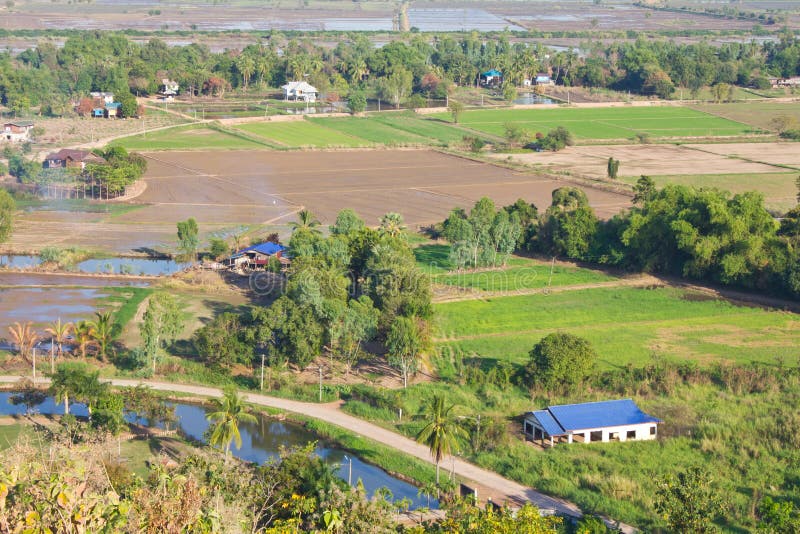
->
0 392 436 509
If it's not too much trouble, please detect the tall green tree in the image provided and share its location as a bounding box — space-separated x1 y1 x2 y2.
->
655 467 725 533
290 209 322 234
140 293 184 374
206 386 258 458
177 217 199 260
523 332 597 390
89 311 114 362
0 189 16 244
385 316 423 388
415 395 467 484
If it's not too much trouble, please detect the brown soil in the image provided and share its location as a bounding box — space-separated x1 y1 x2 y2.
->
684 142 800 168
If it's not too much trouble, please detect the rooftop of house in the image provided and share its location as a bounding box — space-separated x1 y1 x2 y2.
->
281 81 318 93
45 149 106 163
482 69 502 77
528 399 662 436
4 120 34 128
231 242 286 258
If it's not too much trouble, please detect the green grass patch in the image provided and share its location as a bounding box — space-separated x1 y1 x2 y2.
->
373 114 473 144
430 106 754 140
0 421 30 450
620 171 799 212
691 101 800 131
237 120 369 147
434 286 800 368
312 116 427 145
104 287 153 338
112 124 267 151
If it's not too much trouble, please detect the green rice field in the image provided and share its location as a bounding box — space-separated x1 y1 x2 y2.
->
432 106 755 140
310 116 428 144
237 120 369 147
434 286 800 368
113 124 268 151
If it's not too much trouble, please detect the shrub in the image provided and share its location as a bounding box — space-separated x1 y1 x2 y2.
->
522 332 597 390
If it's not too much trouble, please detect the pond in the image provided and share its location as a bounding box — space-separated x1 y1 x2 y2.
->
513 93 557 105
0 392 437 510
0 255 190 276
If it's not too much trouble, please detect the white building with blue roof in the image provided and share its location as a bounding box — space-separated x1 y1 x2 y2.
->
523 399 661 447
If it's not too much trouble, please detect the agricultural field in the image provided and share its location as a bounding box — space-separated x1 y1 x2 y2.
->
432 105 756 141
236 120 369 148
433 286 800 369
416 244 618 292
113 124 269 151
309 116 428 145
692 101 800 130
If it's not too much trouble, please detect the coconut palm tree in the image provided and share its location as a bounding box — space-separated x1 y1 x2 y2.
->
89 312 113 362
415 395 467 484
8 321 38 364
206 387 257 458
289 209 322 234
379 212 406 238
74 321 93 359
45 318 73 359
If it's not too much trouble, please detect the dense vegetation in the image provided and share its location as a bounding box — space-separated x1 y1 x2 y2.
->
440 183 800 299
2 30 800 114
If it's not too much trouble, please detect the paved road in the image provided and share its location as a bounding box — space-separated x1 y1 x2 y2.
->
0 375 635 532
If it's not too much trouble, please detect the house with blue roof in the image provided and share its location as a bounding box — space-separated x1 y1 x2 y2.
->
480 69 503 87
229 242 287 270
523 399 661 447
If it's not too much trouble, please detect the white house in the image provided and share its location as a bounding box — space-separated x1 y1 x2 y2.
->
535 73 554 86
281 81 318 102
523 399 661 447
90 92 115 104
3 121 34 143
160 79 179 96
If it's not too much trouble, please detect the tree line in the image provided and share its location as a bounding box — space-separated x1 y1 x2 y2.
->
439 181 800 299
2 30 800 114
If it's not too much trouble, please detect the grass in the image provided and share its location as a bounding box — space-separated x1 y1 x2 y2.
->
434 286 800 369
372 114 474 144
692 101 800 130
112 123 268 151
620 171 799 212
236 120 369 148
0 421 30 450
103 287 153 338
414 244 618 291
431 106 755 140
311 116 428 145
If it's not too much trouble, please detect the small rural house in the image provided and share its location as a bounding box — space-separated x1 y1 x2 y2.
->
105 102 121 118
770 76 800 88
3 121 34 143
44 149 105 170
159 79 180 96
229 242 287 270
281 81 318 102
90 92 115 104
535 73 554 86
480 69 503 87
523 399 661 447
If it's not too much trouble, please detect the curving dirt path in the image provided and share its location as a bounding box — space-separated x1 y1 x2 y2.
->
0 375 635 533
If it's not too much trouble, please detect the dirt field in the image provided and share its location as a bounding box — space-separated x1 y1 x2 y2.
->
6 150 629 254
684 142 800 167
496 144 780 178
138 149 630 228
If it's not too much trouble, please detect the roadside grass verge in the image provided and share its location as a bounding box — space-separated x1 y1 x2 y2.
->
112 123 267 151
236 120 369 148
434 286 800 369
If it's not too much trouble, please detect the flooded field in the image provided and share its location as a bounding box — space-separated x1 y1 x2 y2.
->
0 286 108 331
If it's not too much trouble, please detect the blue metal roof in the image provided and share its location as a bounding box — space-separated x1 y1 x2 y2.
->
548 399 661 431
530 410 566 437
482 69 502 77
106 102 121 109
232 242 285 258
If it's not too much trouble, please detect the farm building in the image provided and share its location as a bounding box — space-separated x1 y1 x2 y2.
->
480 69 503 87
3 121 34 143
770 76 800 88
282 81 318 102
229 242 288 270
44 149 106 170
90 92 115 104
105 102 121 118
535 73 554 86
523 399 661 447
159 79 179 96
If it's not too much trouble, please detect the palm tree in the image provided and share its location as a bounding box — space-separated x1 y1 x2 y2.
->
89 312 113 362
379 212 406 238
74 321 93 359
289 209 322 234
206 387 257 458
8 321 38 364
415 395 467 484
45 318 73 359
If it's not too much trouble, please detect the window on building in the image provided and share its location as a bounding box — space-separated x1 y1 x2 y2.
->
627 430 636 439
650 426 657 435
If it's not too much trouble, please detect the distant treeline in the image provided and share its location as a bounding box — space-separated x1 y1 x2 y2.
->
1 30 800 113
439 181 800 300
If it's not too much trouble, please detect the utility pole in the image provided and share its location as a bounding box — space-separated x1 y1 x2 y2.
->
50 341 55 373
32 347 36 381
260 353 265 391
318 365 323 402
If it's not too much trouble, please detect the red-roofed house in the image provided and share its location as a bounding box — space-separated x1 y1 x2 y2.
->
44 149 106 170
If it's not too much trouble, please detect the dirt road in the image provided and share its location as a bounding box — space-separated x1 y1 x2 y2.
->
0 375 635 533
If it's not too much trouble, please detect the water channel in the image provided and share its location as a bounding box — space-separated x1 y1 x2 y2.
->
0 255 190 276
0 391 437 509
